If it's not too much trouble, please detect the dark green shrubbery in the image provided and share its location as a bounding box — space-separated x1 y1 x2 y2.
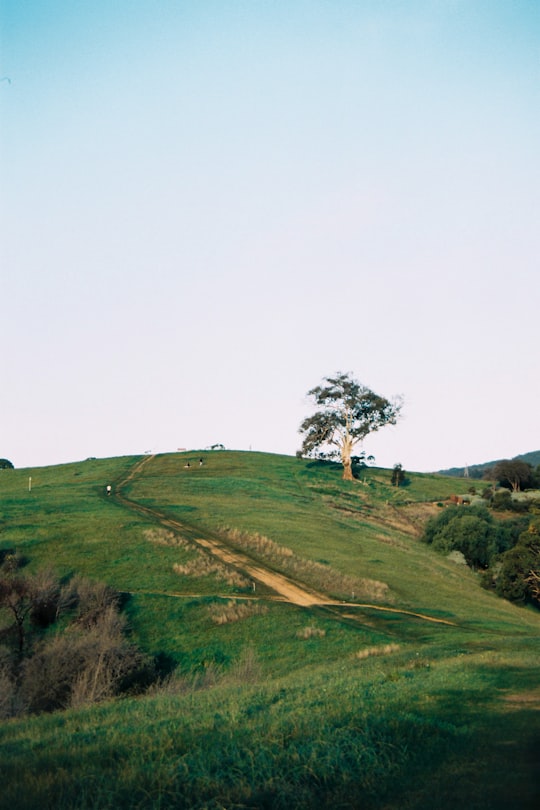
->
422 506 538 607
423 505 502 569
495 520 540 606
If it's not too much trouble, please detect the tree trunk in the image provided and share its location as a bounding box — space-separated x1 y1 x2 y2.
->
341 437 354 480
342 459 354 480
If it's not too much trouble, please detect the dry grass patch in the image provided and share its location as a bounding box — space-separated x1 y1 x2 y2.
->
144 528 251 588
222 527 293 558
296 626 326 640
220 526 391 603
143 528 191 547
173 558 250 589
375 534 408 549
355 643 400 660
209 600 269 625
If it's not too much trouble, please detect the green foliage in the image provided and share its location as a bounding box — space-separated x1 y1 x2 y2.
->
423 503 536 602
496 521 540 605
492 459 534 492
299 372 401 478
0 458 14 469
422 505 511 569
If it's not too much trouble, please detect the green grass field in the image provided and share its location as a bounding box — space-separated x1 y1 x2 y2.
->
0 451 539 809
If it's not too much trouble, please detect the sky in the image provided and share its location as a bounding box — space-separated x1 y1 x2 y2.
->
1 0 539 472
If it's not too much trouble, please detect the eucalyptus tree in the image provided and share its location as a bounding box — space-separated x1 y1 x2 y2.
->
492 460 534 492
299 372 402 480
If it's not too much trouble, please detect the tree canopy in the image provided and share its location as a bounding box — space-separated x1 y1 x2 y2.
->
492 460 534 492
0 459 14 470
299 372 402 480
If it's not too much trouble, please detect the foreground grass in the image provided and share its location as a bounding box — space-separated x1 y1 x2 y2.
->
1 452 539 808
1 642 538 810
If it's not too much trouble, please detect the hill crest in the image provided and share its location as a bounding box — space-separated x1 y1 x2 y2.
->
437 449 540 478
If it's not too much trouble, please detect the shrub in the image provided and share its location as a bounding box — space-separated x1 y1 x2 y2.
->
496 524 540 606
492 490 512 510
423 506 498 568
0 562 155 715
29 568 61 628
20 606 153 713
0 646 18 718
422 505 510 569
71 576 120 628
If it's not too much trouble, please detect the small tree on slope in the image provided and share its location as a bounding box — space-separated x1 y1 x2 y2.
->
299 372 402 481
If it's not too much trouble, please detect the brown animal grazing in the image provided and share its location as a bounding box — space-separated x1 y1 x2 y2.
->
449 494 470 506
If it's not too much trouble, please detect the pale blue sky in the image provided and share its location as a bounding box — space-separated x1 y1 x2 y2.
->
1 1 539 471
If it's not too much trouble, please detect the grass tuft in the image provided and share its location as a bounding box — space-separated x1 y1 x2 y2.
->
172 557 251 589
296 626 326 639
209 599 269 625
355 643 400 660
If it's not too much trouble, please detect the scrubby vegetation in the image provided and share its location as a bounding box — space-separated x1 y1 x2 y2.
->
0 557 152 718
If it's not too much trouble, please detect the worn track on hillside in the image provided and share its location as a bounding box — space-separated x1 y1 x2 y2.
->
112 455 456 626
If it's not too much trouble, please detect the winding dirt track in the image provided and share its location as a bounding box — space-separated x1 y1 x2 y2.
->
113 455 456 626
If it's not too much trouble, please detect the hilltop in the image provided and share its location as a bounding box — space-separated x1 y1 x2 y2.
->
0 451 539 809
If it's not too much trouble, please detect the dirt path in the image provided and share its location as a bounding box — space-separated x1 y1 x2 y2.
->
113 456 456 625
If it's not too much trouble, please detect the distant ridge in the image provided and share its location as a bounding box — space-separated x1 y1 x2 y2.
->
438 450 540 479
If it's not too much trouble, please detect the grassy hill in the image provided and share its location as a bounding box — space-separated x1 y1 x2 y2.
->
0 452 539 809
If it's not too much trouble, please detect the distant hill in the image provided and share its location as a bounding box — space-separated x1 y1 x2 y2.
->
438 450 540 479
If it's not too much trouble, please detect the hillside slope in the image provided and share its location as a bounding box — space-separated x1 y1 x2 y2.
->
0 452 539 809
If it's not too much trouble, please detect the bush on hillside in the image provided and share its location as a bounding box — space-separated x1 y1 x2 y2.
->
422 506 540 607
421 505 524 570
496 522 540 606
20 607 152 713
0 557 153 718
423 506 493 568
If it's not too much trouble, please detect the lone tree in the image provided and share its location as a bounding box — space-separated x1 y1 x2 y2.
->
492 460 534 492
299 372 402 481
